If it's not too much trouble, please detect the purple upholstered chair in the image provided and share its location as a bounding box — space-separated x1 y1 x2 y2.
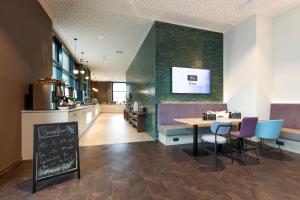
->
230 117 259 161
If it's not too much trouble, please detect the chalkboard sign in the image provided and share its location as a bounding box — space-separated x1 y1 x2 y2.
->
32 122 80 193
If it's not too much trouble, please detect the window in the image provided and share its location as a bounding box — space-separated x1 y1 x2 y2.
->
52 38 62 80
62 50 71 84
52 65 60 79
51 36 76 87
51 35 91 98
62 73 70 85
62 50 70 72
112 82 126 104
52 41 57 61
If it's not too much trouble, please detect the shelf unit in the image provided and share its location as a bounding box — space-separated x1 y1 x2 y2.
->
124 109 146 132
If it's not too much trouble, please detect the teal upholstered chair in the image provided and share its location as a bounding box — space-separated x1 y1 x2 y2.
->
255 120 284 155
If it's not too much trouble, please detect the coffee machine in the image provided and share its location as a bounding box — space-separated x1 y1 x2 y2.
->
33 79 65 110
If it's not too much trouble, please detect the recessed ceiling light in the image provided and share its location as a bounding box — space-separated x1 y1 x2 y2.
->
98 35 104 39
116 50 124 54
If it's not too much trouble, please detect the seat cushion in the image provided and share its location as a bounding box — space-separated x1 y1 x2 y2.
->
158 125 210 136
230 131 241 137
202 134 227 144
280 128 300 142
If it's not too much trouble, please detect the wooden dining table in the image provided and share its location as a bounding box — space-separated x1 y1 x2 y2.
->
174 117 242 156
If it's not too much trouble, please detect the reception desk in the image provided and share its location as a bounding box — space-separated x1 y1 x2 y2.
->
21 105 100 160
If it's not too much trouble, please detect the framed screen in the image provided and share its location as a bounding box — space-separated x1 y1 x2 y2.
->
172 67 211 94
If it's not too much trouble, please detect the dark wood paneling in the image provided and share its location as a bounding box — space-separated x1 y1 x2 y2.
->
0 0 52 170
91 81 112 103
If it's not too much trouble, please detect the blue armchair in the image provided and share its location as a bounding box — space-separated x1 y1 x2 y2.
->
255 120 284 156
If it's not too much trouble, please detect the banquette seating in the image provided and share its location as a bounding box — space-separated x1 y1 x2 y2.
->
265 104 300 153
158 103 300 154
158 103 227 145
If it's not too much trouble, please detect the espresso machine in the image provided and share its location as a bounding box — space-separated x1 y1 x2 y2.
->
32 79 65 110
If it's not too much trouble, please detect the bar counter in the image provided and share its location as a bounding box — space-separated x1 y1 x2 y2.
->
21 105 100 160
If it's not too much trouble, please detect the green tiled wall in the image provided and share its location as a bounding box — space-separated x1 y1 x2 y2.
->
155 22 223 103
126 21 223 138
126 24 157 138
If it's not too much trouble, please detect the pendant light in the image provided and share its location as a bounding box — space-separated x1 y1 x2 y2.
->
85 61 89 79
73 38 79 75
80 51 86 75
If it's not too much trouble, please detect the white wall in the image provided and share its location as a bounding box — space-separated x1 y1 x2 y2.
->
224 14 274 120
256 15 274 119
272 5 300 103
224 15 258 117
224 9 300 147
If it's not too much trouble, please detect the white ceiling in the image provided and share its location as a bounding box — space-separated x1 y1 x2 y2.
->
39 0 300 82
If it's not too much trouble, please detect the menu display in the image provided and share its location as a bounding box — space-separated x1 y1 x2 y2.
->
32 122 80 193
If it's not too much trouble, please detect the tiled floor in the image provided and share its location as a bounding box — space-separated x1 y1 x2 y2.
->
79 113 154 146
2 113 300 199
1 142 300 200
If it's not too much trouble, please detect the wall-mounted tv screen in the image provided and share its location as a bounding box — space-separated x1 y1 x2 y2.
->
172 67 211 94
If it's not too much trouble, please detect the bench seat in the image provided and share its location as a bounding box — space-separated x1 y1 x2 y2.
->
157 103 228 145
158 125 210 136
280 128 300 142
158 125 211 145
158 123 239 145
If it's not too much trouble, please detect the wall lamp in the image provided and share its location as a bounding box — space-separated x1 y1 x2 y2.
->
92 87 99 92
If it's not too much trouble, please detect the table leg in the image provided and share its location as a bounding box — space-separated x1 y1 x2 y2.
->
193 125 198 156
182 125 199 156
182 125 210 157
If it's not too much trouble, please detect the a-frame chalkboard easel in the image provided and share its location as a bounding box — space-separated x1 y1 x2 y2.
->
32 122 80 193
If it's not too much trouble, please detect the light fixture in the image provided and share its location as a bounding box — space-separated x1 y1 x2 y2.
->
98 35 104 39
80 51 84 63
81 60 88 75
92 87 99 92
85 76 89 80
73 38 79 75
73 69 79 75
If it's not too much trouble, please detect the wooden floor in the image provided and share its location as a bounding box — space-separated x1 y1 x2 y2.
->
79 113 153 146
1 141 300 200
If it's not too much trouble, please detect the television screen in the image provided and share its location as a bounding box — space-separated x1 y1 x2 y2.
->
172 67 211 94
